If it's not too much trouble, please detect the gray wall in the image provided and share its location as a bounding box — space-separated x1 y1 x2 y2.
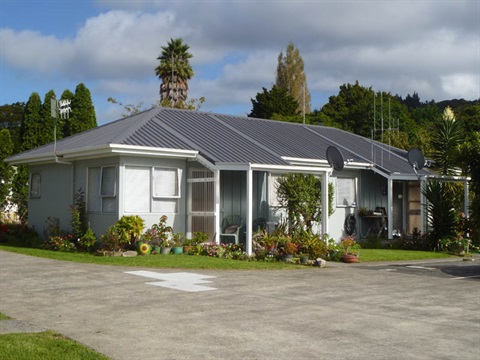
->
28 163 73 237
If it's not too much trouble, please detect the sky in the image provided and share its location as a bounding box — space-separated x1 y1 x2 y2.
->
1 0 479 126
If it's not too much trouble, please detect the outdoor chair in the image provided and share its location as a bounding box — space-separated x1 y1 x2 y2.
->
220 215 244 245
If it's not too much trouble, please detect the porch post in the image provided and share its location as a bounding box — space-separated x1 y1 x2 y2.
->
464 180 469 217
214 169 220 244
246 165 253 255
321 171 329 236
387 177 393 239
419 176 426 236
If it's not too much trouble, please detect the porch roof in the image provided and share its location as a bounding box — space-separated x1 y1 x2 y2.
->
6 106 433 178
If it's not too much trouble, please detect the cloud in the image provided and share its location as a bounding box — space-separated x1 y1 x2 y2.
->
1 0 478 125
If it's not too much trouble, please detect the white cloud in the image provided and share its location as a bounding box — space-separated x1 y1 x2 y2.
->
1 0 478 125
441 73 480 99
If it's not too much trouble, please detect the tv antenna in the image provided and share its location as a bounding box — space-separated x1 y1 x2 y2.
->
51 97 71 164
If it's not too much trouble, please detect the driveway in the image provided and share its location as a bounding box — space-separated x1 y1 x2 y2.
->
0 251 479 360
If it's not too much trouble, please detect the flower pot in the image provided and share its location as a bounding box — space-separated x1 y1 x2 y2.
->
161 247 172 254
283 254 294 262
153 245 161 254
183 246 193 254
300 256 309 265
341 254 359 263
172 246 183 255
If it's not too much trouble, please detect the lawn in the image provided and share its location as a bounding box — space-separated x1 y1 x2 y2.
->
0 331 109 360
358 249 453 262
0 313 109 360
0 242 455 269
0 244 299 270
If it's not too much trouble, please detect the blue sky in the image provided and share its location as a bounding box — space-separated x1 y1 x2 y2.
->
1 0 479 125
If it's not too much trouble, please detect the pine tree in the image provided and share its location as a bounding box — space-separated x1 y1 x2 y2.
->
276 43 311 114
66 83 97 136
20 92 43 151
40 90 56 145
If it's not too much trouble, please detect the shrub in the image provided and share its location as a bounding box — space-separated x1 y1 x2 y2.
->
115 215 145 245
101 225 128 251
46 235 75 252
143 215 172 247
77 227 97 252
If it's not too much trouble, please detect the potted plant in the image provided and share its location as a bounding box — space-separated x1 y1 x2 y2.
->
282 241 298 261
339 236 361 263
146 215 173 254
171 232 186 254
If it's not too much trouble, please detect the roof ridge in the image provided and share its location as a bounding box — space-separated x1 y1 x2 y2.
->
111 107 163 144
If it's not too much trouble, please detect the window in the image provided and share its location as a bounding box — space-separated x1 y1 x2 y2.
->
153 168 179 198
29 173 41 198
336 177 356 207
124 166 180 213
87 166 117 213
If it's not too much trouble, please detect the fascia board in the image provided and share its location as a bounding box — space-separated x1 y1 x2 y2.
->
7 145 198 165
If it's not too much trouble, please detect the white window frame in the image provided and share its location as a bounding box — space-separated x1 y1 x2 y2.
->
87 166 117 213
153 167 180 199
29 172 41 198
124 165 180 214
336 177 357 207
100 166 116 197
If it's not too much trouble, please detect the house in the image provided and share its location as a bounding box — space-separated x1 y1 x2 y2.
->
6 107 469 254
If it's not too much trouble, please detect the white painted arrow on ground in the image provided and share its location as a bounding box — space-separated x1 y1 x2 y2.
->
125 271 217 292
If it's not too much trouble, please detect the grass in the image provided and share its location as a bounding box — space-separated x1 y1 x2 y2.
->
0 240 457 269
0 312 108 360
0 244 300 270
358 249 454 262
0 313 12 320
0 330 109 360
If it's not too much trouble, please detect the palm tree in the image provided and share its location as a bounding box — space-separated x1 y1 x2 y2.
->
155 38 194 107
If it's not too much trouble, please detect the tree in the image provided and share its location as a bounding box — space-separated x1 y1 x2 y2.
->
457 132 480 245
40 90 56 145
66 83 97 137
276 173 334 233
248 85 298 120
20 92 43 151
276 42 311 114
0 129 14 211
422 180 457 250
155 38 194 106
0 102 24 153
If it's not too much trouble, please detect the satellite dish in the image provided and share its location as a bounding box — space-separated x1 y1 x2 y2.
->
407 148 425 171
327 146 344 171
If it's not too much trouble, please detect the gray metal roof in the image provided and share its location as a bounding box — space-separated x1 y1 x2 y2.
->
7 106 432 177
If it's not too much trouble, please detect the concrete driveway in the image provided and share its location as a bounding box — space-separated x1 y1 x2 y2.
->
0 251 479 360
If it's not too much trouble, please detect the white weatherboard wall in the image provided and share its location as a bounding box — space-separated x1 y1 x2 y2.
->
28 163 73 236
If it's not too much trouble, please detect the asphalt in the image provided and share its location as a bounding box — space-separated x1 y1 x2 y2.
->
0 251 479 360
